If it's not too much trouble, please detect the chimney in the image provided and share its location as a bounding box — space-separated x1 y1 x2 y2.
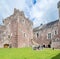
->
57 1 60 21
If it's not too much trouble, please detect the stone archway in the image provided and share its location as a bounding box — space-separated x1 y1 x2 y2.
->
48 44 51 48
43 45 45 48
4 44 9 48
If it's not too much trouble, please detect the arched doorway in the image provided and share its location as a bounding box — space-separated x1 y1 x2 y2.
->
4 44 9 48
43 45 45 48
48 44 51 48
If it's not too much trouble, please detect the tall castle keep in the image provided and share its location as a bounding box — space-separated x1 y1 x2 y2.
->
0 8 33 48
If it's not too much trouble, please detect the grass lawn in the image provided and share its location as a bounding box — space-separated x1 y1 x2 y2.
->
0 48 60 59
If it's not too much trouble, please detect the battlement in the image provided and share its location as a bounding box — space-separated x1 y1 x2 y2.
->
14 8 24 16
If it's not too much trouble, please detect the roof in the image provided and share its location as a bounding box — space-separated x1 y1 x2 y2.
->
33 20 59 32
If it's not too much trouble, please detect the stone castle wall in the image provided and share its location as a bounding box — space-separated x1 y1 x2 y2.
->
0 8 33 48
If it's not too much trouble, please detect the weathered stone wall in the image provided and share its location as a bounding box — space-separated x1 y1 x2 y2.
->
0 25 6 48
51 21 60 49
33 21 60 48
2 8 33 48
33 1 60 49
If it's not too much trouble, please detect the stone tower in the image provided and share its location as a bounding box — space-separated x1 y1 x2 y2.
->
57 1 60 21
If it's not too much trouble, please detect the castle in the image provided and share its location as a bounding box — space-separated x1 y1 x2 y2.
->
0 8 33 48
33 1 60 49
0 1 60 49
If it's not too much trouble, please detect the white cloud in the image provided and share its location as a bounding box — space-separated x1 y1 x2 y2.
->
27 0 60 27
0 0 26 24
0 0 60 27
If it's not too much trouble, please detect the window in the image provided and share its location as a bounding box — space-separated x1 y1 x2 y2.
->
22 19 25 24
37 33 39 38
47 33 51 39
24 33 26 37
19 18 25 24
55 31 57 35
54 30 58 35
8 35 10 38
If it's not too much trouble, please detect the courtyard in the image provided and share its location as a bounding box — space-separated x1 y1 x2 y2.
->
0 47 60 59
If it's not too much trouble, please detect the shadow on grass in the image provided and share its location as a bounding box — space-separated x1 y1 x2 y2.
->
52 53 60 59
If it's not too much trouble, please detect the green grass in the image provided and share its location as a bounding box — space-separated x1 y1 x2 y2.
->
0 47 60 59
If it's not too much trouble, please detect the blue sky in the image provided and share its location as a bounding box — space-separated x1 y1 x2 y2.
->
0 0 59 27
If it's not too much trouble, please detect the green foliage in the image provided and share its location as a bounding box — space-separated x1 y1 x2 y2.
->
0 48 60 59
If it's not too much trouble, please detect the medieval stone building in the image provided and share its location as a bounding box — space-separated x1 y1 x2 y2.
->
33 1 60 49
0 8 33 48
0 1 60 49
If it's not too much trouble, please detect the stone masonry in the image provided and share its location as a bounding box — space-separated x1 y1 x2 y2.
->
33 1 60 49
0 1 60 49
0 8 33 48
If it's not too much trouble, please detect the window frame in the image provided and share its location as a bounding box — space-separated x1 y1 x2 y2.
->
47 32 52 39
